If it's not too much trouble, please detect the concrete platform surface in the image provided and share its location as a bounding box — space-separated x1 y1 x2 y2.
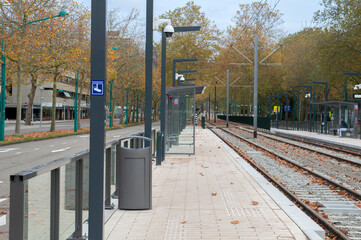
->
105 129 317 240
272 128 361 149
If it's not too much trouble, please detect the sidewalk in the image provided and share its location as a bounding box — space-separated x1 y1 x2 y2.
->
105 129 321 239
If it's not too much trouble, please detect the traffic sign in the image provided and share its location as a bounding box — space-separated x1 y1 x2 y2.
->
91 80 104 96
353 93 361 99
273 106 280 113
24 102 28 107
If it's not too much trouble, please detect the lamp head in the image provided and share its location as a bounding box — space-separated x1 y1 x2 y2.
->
58 11 69 17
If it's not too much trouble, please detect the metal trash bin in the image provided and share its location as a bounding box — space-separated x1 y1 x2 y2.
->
201 116 205 129
118 136 152 210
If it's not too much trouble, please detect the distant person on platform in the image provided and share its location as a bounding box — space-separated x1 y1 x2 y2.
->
339 118 348 137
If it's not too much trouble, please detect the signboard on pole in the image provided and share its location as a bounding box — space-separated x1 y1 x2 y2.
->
353 93 361 100
273 106 280 113
91 80 105 96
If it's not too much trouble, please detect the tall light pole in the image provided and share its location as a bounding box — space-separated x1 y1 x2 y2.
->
214 82 217 122
39 87 44 128
313 81 328 134
144 0 154 145
253 34 259 138
0 10 68 141
74 69 79 132
226 70 229 128
109 63 140 128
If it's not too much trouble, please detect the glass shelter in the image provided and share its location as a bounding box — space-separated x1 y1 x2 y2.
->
312 101 359 138
165 85 206 155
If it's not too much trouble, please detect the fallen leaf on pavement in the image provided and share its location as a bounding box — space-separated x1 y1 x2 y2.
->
251 201 259 206
231 220 239 224
211 193 217 196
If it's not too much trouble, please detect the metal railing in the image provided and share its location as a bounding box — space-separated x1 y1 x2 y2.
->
9 129 156 240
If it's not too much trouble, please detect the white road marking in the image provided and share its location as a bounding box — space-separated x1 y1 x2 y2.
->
34 148 40 151
0 215 6 226
0 148 19 153
0 198 7 203
79 135 89 138
52 147 71 153
50 145 55 147
0 181 3 184
113 135 121 138
15 152 22 155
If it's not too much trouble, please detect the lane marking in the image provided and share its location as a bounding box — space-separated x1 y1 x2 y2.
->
0 181 3 184
15 152 22 155
34 148 40 151
52 147 71 153
0 215 6 226
113 135 121 138
0 198 7 203
0 148 19 153
79 135 89 138
50 145 55 147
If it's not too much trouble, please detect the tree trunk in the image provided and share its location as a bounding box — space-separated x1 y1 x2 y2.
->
25 76 37 125
50 73 58 132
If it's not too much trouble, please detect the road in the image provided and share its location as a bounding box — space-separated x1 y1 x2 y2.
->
4 119 93 135
0 122 159 238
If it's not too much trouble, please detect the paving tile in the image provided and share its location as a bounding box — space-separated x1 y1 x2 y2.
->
105 129 307 240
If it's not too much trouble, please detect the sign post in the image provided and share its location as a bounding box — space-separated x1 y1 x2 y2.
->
89 0 106 238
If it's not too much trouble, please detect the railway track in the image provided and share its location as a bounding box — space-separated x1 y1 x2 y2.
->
206 121 361 240
215 118 361 158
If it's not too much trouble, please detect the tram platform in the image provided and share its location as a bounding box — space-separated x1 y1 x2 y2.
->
104 128 324 239
272 128 361 150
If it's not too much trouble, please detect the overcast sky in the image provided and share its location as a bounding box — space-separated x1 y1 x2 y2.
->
78 0 323 36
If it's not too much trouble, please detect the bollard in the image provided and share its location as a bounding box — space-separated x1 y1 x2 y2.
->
201 116 205 129
156 132 162 165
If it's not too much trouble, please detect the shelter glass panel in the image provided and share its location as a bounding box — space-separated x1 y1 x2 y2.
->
165 88 195 155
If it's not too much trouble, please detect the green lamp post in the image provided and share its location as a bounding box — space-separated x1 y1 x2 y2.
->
108 60 140 128
0 10 68 141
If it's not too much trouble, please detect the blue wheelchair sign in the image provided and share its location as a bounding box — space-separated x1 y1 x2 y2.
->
91 80 104 96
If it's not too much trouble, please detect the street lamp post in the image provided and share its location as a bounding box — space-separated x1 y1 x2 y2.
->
0 10 68 141
144 0 154 145
109 64 140 128
126 87 130 125
136 89 139 123
226 70 229 128
287 90 300 130
313 81 328 134
39 87 44 128
74 69 79 132
298 85 313 132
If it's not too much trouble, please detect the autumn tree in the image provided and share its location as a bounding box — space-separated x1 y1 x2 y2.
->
156 1 221 89
215 1 284 113
0 0 63 134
